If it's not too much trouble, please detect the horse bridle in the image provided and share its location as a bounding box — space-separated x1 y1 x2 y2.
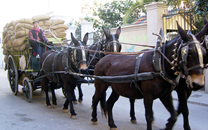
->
71 41 90 71
104 34 119 52
180 42 204 76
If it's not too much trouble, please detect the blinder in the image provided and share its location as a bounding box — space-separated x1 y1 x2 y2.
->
203 35 208 49
72 41 90 70
180 42 204 76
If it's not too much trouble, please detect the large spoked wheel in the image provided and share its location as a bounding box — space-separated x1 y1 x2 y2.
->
23 77 32 102
62 87 67 98
7 55 18 95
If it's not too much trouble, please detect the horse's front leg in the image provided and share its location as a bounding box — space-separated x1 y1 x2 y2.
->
63 83 77 119
107 90 119 130
143 96 154 130
50 83 57 108
129 98 137 124
160 93 177 130
176 81 192 130
77 83 83 103
42 77 51 108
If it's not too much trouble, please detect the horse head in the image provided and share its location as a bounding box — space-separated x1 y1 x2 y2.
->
170 22 206 90
71 32 90 74
102 27 122 52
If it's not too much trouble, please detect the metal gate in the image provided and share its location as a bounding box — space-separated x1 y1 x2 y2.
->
162 9 197 40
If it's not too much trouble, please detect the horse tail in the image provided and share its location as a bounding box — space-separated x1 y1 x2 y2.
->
100 92 107 118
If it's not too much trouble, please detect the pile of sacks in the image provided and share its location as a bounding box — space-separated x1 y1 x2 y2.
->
32 14 68 38
2 14 69 54
2 18 33 54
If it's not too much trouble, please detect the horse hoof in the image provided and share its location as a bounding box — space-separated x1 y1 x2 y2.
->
71 115 77 119
73 101 78 104
47 105 52 109
78 100 82 103
91 121 98 125
63 109 68 113
131 119 137 124
110 128 117 130
52 104 57 108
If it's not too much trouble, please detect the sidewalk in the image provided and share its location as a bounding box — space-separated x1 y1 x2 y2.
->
172 90 208 107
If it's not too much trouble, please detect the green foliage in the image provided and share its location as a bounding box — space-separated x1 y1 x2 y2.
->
193 0 208 16
75 22 81 41
88 0 140 43
92 0 139 28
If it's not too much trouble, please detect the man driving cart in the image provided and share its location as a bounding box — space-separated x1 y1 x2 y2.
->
29 20 52 59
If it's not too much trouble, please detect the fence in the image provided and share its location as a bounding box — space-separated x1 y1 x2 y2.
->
162 9 198 40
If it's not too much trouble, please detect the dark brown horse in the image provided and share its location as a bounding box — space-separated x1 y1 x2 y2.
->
173 17 208 130
91 22 206 130
40 33 90 119
128 17 208 130
72 27 121 103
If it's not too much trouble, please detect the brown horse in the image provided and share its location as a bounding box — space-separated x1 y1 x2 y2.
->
128 17 208 130
40 32 90 119
173 17 208 130
72 27 121 103
91 22 206 130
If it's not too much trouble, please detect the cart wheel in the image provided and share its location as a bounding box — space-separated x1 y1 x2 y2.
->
23 77 32 102
7 55 18 95
62 87 67 98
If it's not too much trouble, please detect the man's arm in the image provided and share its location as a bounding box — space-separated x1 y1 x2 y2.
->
40 30 49 43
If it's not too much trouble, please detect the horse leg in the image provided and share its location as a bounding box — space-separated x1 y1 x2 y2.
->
91 81 108 125
72 87 78 104
143 96 154 130
176 82 192 130
77 83 83 103
129 98 137 124
50 83 57 108
107 90 119 130
63 83 77 119
42 77 51 108
160 94 177 130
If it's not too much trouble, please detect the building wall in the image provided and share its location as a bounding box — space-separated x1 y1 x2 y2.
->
111 23 149 52
0 32 4 68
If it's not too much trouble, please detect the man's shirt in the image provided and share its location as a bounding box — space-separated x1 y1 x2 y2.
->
29 27 48 42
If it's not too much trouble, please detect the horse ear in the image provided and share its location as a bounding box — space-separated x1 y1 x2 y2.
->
101 33 106 42
176 21 189 42
204 15 208 25
102 27 111 39
71 33 79 47
82 32 89 45
115 26 121 39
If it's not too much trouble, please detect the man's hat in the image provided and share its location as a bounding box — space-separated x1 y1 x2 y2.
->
33 20 39 24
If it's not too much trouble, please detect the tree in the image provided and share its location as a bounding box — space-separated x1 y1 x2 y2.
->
92 0 139 29
193 0 208 16
123 0 165 24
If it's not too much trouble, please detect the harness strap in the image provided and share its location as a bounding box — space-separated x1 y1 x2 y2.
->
131 53 144 95
41 52 55 72
52 51 62 82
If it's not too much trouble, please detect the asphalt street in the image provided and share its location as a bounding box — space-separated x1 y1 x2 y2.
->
0 68 208 130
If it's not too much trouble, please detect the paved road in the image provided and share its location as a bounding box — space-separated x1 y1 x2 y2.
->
0 69 207 130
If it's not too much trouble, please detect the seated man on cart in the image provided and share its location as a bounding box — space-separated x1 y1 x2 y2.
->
29 21 52 60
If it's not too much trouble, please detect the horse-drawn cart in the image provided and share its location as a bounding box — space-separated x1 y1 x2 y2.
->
7 38 64 102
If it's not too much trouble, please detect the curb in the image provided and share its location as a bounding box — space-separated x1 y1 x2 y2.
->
173 98 208 107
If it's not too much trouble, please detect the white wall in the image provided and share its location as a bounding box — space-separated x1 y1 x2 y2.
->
0 32 4 68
